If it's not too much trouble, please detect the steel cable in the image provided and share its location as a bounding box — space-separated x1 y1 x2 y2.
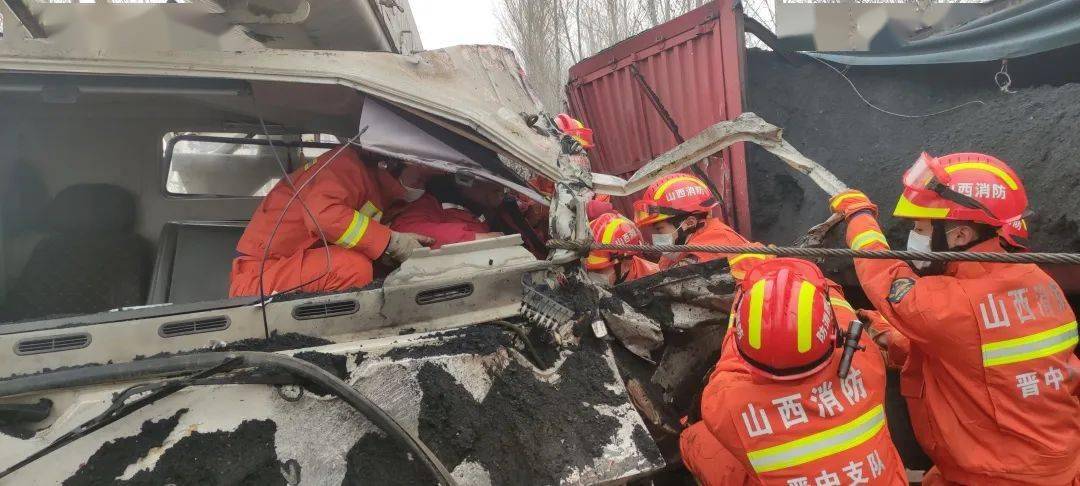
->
547 240 1080 265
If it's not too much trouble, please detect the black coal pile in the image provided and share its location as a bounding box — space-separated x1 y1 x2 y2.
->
222 331 334 352
291 350 349 396
292 351 348 380
65 409 189 486
341 432 433 485
384 325 514 361
745 50 1080 254
67 418 283 486
364 338 626 486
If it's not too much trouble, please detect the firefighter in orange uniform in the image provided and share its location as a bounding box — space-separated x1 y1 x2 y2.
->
684 258 907 485
585 212 658 285
634 173 769 280
830 152 1080 485
230 145 433 297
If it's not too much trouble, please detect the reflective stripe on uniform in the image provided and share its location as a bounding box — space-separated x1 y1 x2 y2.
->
730 253 768 266
653 175 703 200
982 321 1078 367
334 210 371 249
747 404 886 473
359 201 383 222
830 192 864 210
829 297 855 314
796 281 816 353
850 229 888 250
747 279 767 349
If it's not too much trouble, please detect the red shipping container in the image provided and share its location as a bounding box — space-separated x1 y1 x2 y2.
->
566 0 750 236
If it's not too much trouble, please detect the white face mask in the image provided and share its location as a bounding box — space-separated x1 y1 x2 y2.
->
906 230 932 270
400 180 425 203
651 232 675 247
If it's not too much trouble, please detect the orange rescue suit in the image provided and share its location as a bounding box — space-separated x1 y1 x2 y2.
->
845 212 1080 485
624 256 659 281
230 146 406 297
683 286 907 486
659 218 771 280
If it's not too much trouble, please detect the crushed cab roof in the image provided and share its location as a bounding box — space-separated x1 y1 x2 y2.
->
0 43 565 183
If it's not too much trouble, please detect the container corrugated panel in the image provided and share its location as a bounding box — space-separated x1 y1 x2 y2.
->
566 0 750 235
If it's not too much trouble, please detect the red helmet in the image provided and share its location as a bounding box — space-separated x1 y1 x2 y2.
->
633 173 717 227
894 152 1029 247
586 213 644 270
732 258 837 381
555 113 595 149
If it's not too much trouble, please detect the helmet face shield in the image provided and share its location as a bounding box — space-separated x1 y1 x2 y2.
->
633 199 665 226
902 152 950 196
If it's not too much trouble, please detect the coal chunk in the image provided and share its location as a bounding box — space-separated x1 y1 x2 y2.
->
341 431 435 485
64 409 188 486
413 339 622 485
121 419 284 486
384 325 513 361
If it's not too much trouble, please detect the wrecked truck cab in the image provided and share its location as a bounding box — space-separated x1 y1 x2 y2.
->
0 42 673 483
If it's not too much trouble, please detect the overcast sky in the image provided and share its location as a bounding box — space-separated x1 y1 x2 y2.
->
411 0 509 50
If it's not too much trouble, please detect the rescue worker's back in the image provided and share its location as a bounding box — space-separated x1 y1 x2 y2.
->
687 258 907 485
831 151 1080 485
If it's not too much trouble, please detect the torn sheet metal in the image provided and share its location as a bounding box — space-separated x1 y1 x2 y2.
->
601 305 664 359
625 113 848 197
592 113 847 198
651 325 727 411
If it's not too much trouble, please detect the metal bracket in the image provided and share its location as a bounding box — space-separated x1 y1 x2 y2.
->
2 0 47 39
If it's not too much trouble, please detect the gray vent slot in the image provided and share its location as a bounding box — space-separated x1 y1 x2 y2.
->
15 333 91 356
293 300 359 320
416 283 474 305
159 316 230 338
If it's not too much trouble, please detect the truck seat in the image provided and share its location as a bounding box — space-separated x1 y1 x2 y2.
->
4 184 150 321
147 221 247 305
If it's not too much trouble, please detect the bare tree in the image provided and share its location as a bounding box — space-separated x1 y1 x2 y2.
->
498 0 566 111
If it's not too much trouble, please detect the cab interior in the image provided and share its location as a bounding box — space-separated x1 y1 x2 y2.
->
0 72 546 325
